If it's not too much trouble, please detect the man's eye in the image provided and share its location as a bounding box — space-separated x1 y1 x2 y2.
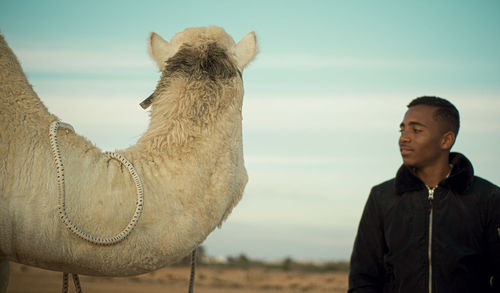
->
413 129 422 133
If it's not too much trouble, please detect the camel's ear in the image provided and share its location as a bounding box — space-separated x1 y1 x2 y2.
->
234 31 258 70
148 32 175 71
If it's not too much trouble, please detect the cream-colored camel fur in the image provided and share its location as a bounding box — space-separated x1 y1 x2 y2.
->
0 26 257 288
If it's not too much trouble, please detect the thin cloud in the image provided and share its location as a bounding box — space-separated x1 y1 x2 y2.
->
246 154 387 165
43 95 149 150
243 93 404 132
16 48 153 74
243 93 500 133
254 53 479 71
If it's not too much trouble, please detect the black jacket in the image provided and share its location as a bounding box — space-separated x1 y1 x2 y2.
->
348 153 500 293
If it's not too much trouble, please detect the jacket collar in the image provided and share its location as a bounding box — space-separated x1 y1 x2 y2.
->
395 152 474 195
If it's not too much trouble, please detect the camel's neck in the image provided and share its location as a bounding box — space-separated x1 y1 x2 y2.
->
130 75 244 160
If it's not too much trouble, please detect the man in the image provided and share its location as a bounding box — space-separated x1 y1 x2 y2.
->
348 96 499 292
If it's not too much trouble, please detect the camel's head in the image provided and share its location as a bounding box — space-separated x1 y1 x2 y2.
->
141 26 258 110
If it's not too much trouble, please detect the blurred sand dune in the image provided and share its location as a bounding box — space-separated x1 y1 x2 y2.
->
6 262 347 293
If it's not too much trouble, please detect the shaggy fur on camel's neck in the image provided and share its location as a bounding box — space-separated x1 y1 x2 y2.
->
136 41 241 156
0 26 256 279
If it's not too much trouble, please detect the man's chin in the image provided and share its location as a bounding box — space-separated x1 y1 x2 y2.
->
401 157 416 167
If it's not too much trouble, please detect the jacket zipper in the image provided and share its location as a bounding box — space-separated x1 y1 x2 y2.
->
426 186 436 293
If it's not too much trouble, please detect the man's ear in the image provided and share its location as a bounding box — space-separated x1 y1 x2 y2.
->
148 32 175 71
441 131 456 150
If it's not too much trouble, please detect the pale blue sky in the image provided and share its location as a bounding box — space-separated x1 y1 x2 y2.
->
1 0 499 261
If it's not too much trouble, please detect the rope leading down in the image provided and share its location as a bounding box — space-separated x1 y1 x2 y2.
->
49 121 197 293
60 248 197 293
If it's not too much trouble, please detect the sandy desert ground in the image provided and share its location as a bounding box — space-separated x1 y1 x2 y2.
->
5 262 348 293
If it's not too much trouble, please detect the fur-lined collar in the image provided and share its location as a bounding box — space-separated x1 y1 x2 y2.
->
395 152 474 195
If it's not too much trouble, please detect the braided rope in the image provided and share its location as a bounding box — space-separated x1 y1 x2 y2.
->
72 274 83 293
50 121 198 293
62 272 83 293
49 121 144 245
62 272 69 293
188 248 197 293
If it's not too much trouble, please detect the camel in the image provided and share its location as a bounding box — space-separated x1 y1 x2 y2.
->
0 26 257 291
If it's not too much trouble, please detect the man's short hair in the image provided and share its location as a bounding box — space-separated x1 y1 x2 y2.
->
408 96 460 136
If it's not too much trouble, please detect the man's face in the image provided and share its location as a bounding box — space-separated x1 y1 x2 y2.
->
399 105 446 169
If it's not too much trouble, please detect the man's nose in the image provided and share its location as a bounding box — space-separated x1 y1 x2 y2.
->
399 132 410 143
